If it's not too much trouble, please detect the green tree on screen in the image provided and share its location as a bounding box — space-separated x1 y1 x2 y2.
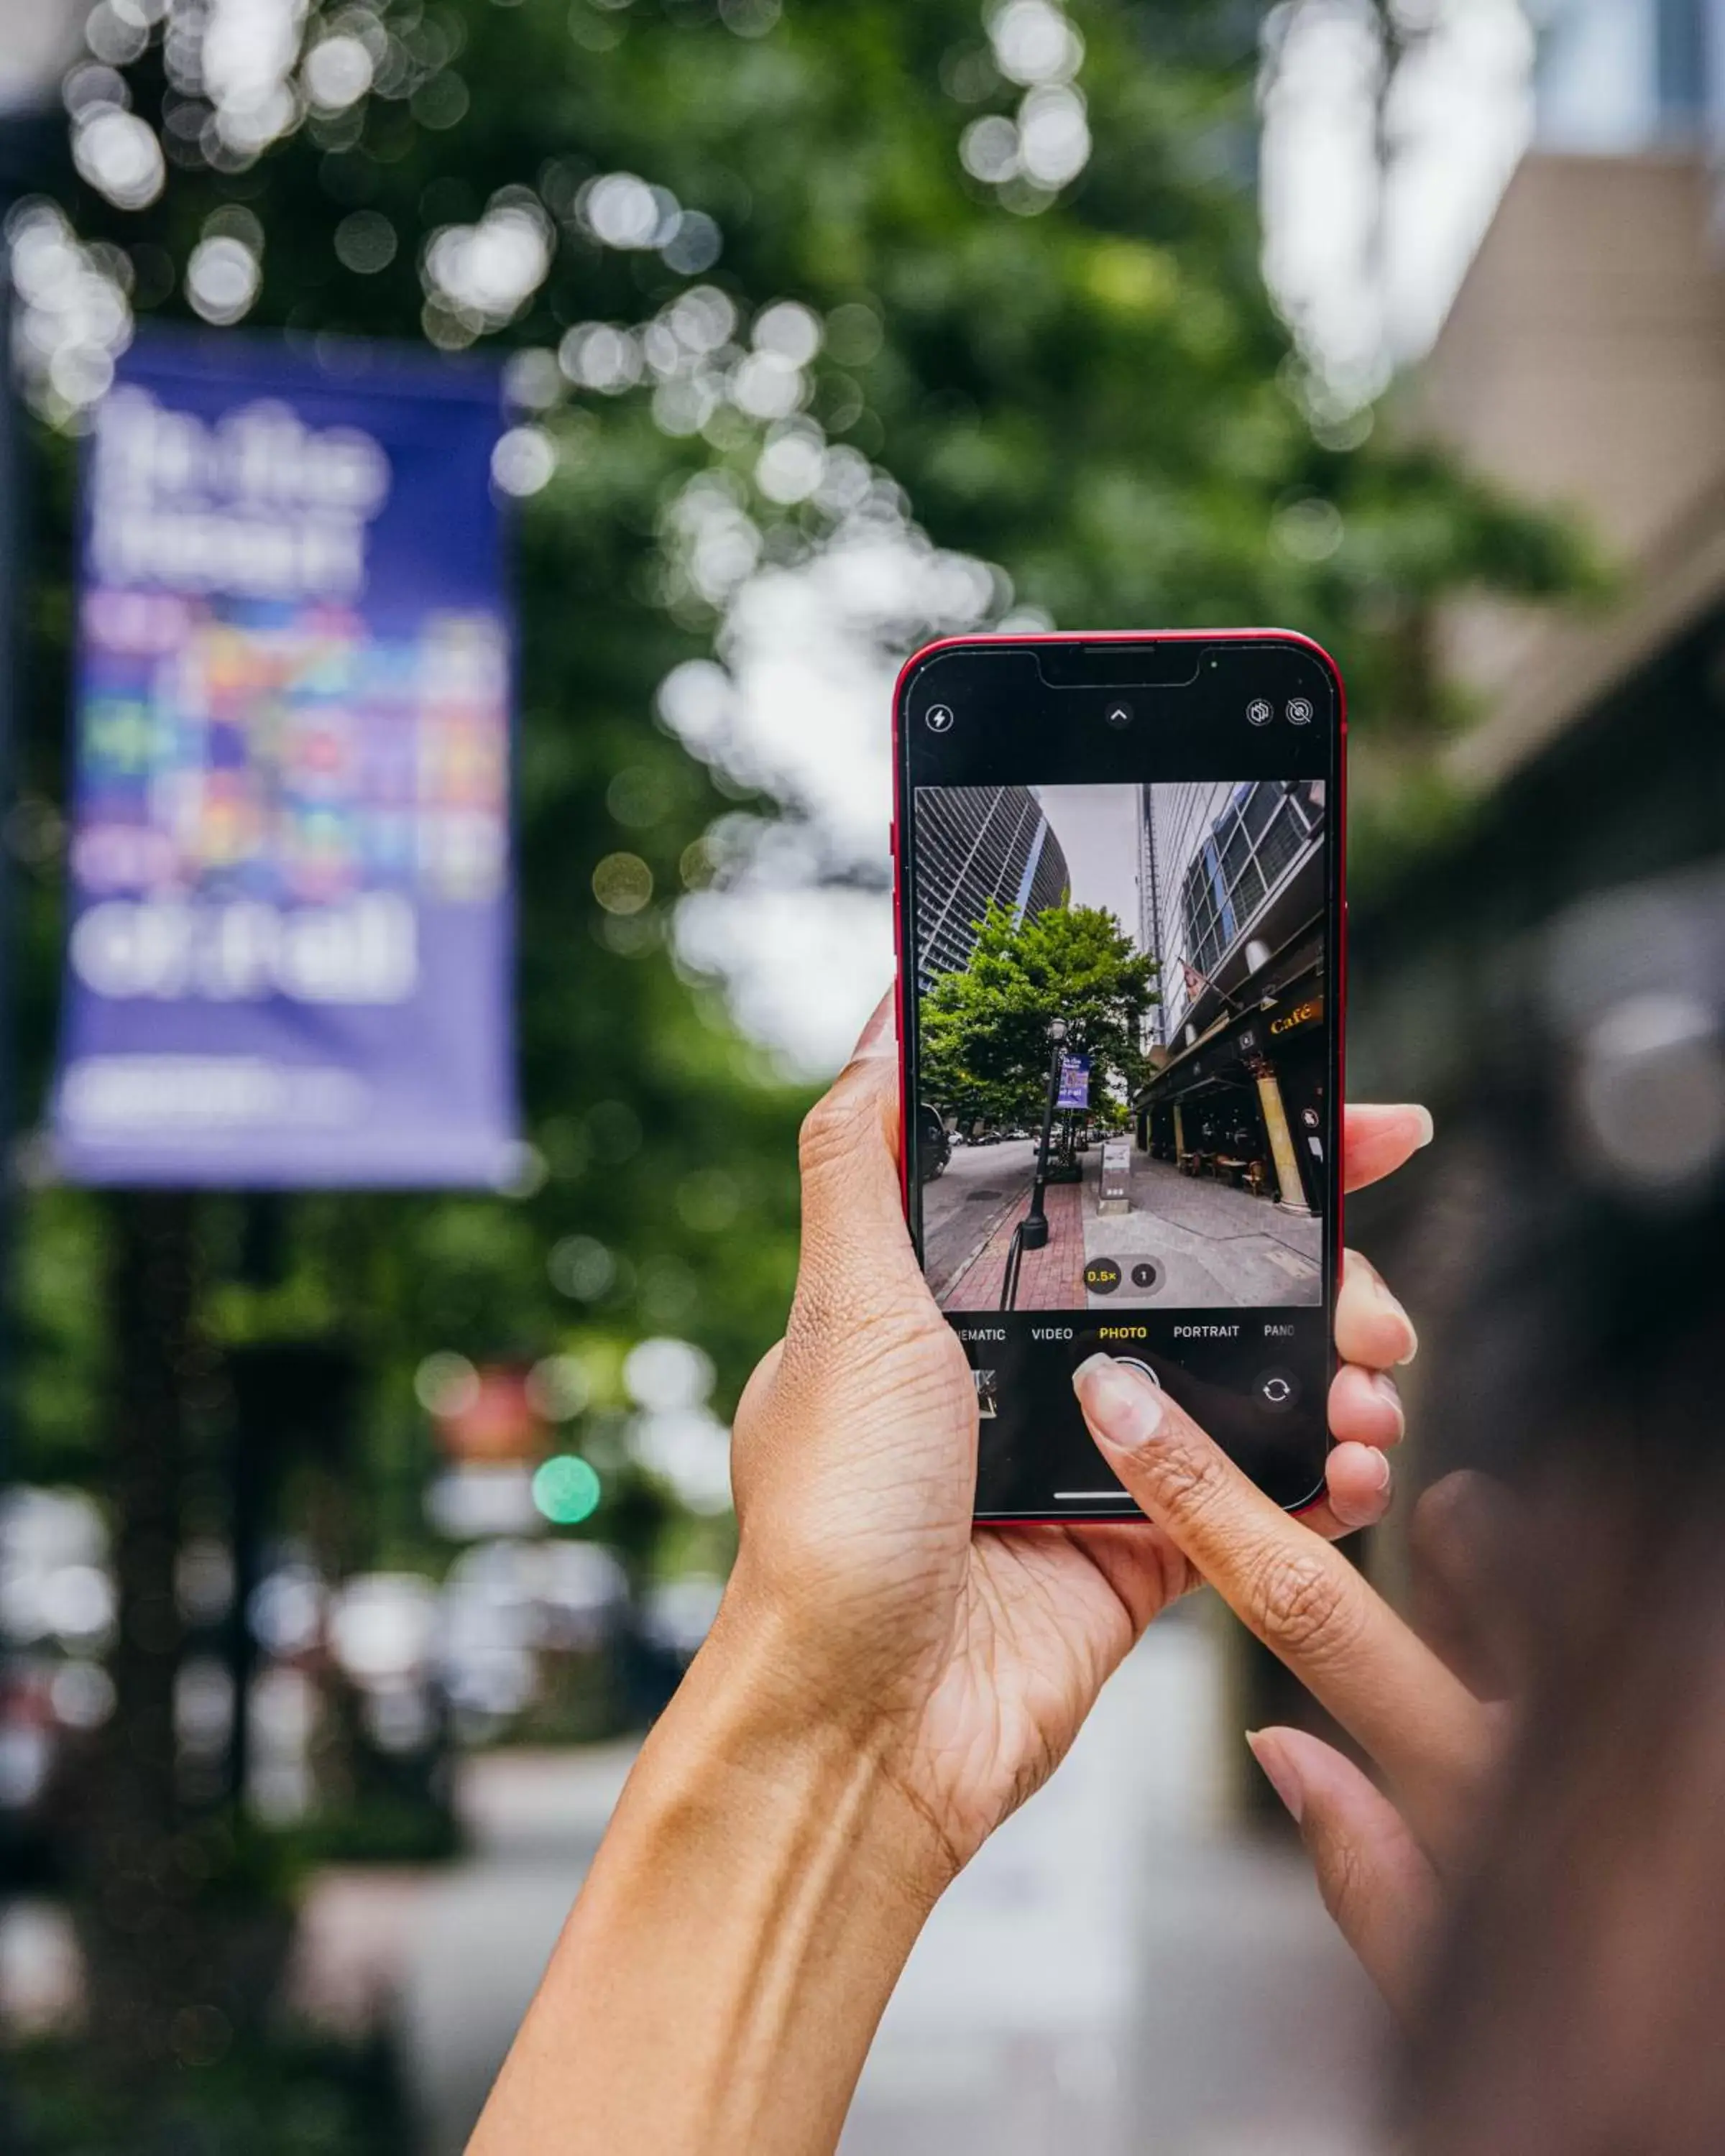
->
921 900 1155 1127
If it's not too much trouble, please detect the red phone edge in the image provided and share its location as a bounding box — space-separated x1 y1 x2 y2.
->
888 628 1348 1524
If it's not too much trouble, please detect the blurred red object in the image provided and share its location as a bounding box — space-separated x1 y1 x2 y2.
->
433 1367 546 1464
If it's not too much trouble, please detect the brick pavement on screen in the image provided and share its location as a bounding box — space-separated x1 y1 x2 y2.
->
956 1181 1087 1310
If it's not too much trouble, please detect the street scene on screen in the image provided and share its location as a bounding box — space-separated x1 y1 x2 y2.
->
914 781 1328 1314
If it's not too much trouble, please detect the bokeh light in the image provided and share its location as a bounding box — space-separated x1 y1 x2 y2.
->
531 1455 603 1526
414 1351 482 1419
71 105 166 212
185 232 261 324
492 426 558 498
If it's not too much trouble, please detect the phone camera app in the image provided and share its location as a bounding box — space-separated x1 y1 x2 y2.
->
925 704 954 733
1246 698 1273 727
911 780 1325 1317
1286 697 1314 726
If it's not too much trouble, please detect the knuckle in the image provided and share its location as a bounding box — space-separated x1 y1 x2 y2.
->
798 1068 892 1186
1243 1544 1362 1666
798 1086 860 1175
1132 1425 1234 1522
1315 1829 1376 1938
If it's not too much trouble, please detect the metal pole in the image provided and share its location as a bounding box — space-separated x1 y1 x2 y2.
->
1018 1035 1064 1251
0 96 70 1487
1000 1031 1067 1312
0 151 28 1491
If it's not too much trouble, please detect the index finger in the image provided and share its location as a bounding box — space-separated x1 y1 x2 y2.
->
1073 1353 1489 1857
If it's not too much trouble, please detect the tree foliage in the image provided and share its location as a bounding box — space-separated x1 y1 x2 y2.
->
921 900 1155 1128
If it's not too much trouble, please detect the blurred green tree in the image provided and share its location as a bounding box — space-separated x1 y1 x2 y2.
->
15 0 1588 1483
14 0 1588 1494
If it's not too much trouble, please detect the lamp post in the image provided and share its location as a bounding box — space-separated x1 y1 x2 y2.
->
1018 1014 1070 1252
0 4 85 1492
1000 1016 1070 1309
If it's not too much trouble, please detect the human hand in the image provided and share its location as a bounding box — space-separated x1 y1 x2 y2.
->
712 992 1430 1887
471 1000 1434 2156
1072 1355 1508 2009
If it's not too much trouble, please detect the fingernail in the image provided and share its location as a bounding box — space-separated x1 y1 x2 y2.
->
1370 1370 1405 1434
1246 1729 1305 1824
851 990 895 1061
1408 1105 1435 1148
1072 1354 1164 1450
1369 1447 1392 1491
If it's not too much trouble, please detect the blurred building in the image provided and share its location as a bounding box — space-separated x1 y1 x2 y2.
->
1133 782 1329 1215
912 784 1069 987
1349 24 1725 1479
1534 0 1719 152
1417 148 1725 790
1409 0 1724 802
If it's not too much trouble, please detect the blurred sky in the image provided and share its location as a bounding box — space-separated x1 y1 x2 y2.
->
1261 0 1535 392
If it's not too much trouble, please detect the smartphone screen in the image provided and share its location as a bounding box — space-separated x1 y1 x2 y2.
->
893 634 1343 1518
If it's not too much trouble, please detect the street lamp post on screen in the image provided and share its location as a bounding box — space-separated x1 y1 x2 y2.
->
999 1016 1070 1311
0 2 86 1486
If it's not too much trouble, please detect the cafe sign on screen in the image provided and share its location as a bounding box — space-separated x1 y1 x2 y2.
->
52 331 519 1187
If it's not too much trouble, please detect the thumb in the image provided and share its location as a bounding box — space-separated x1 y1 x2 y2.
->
1248 1726 1440 2014
781 995 937 1377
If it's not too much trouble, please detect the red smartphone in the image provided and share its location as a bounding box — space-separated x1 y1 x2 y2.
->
892 631 1345 1519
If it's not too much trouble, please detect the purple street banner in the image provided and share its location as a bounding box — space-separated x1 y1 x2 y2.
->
1056 1054 1091 1110
52 331 519 1187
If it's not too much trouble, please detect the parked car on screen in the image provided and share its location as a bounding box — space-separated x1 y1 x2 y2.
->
916 1104 951 1181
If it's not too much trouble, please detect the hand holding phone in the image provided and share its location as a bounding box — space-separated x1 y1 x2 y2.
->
893 632 1346 1516
722 1000 1417 1881
471 1026 1424 2156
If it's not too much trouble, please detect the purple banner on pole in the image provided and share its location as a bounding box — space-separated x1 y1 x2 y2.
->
52 331 519 1188
1056 1054 1091 1110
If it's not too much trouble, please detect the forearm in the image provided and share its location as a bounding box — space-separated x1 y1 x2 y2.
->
466 1614 952 2156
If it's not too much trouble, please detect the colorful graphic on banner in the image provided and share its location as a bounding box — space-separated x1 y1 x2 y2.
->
52 333 518 1187
1056 1054 1092 1110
